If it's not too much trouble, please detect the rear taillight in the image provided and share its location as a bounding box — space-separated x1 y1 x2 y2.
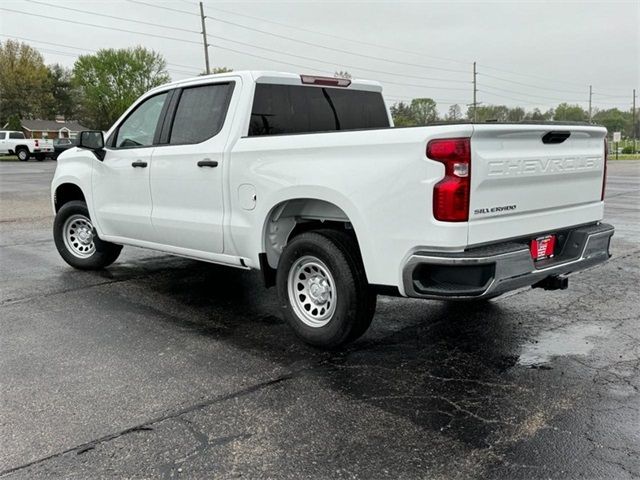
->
428 138 471 222
34 139 39 147
602 138 608 201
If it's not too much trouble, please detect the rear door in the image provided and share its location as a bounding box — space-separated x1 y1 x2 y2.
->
0 132 7 154
468 124 606 245
148 80 236 253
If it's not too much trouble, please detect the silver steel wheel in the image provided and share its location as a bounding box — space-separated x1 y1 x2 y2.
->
62 214 96 259
287 255 337 328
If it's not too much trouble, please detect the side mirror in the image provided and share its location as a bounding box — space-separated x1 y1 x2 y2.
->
78 131 105 160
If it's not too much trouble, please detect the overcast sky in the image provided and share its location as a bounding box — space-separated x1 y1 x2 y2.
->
1 0 638 114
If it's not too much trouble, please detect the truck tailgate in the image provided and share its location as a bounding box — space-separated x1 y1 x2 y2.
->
468 124 606 245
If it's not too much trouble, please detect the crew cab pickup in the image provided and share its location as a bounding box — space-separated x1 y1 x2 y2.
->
0 130 54 161
51 71 614 347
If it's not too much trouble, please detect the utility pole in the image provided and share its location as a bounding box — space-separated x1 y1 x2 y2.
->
199 1 210 75
589 85 593 123
473 61 478 122
634 88 637 154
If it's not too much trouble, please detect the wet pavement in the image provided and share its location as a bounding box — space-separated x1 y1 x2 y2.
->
0 160 638 479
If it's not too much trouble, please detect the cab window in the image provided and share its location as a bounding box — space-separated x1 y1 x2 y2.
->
114 92 168 148
168 83 234 145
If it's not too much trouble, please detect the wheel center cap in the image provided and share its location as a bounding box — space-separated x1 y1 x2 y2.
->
308 277 329 304
78 228 92 244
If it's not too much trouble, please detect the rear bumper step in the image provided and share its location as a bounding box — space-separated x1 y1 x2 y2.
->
402 223 614 300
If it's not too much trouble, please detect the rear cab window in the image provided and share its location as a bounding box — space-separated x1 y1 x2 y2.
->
249 83 390 136
168 82 234 145
9 132 25 139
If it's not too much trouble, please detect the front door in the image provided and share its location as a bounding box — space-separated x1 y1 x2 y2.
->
149 81 236 253
92 91 169 241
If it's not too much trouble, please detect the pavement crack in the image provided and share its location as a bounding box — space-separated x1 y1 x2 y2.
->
0 372 294 478
0 272 158 307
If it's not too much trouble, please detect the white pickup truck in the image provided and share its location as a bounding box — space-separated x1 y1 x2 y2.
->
0 130 54 161
51 71 614 347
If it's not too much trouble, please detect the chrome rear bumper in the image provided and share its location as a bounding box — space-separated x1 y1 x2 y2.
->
402 223 614 300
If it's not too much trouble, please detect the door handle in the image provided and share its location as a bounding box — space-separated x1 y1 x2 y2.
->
131 160 147 168
197 159 218 168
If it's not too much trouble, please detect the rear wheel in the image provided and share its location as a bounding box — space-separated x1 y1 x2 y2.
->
16 148 29 161
276 229 376 348
53 200 122 270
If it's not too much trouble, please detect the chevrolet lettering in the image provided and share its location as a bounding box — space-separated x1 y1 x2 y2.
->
487 156 599 177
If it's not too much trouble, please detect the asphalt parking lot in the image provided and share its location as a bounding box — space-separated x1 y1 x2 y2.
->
0 160 639 479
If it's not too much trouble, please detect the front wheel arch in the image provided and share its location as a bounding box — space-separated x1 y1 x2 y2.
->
54 183 86 212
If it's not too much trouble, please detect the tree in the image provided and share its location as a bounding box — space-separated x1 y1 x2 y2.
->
592 108 631 137
390 101 416 126
468 105 509 122
44 64 77 119
6 114 21 131
0 40 51 124
525 108 543 121
554 103 587 122
506 106 525 122
446 104 462 121
73 47 171 130
410 98 438 125
201 66 233 75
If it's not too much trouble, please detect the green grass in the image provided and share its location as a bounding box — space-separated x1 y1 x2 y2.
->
610 154 640 160
0 155 18 161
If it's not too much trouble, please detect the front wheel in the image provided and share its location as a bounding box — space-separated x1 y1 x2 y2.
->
53 200 122 270
276 230 377 348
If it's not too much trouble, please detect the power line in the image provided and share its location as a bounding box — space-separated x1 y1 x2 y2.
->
5 3 472 91
126 0 199 16
479 88 626 108
0 7 202 45
206 34 470 90
206 4 473 65
478 72 586 95
480 84 587 103
26 0 200 34
133 0 473 68
129 0 469 75
204 16 470 75
477 63 589 88
4 46 199 76
477 90 545 106
0 34 201 72
385 96 466 105
199 45 328 75
593 93 633 99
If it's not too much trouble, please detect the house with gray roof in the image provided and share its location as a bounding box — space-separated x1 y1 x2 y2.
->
21 117 88 139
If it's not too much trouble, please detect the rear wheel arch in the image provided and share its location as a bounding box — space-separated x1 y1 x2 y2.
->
262 198 361 271
54 183 86 212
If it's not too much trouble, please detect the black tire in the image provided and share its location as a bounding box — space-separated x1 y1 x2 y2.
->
35 153 45 161
53 200 122 270
16 148 29 161
276 229 377 348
